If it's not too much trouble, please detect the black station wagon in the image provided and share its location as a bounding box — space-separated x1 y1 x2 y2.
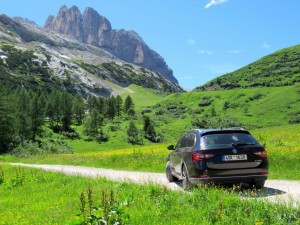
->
166 128 268 190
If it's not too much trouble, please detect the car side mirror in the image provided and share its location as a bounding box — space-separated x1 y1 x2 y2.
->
167 145 175 150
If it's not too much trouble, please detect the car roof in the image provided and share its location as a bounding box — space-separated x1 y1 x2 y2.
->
190 127 249 136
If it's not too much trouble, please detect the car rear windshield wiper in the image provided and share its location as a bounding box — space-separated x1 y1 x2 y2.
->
232 143 255 147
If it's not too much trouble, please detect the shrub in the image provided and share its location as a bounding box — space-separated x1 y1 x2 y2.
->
288 115 300 124
127 121 144 145
0 166 4 185
249 92 264 101
155 109 166 115
192 116 243 129
62 131 80 140
141 108 152 114
199 96 213 107
96 130 109 143
10 139 74 157
109 123 120 132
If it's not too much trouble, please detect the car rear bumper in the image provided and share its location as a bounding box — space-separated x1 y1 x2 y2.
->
189 175 268 185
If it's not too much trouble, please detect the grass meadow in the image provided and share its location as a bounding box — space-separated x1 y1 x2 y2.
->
0 165 299 225
1 85 300 224
1 124 300 180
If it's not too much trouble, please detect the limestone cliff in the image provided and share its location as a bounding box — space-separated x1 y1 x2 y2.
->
44 5 178 84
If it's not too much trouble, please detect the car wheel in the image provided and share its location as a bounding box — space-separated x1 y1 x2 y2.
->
182 165 194 190
251 180 265 189
166 161 178 182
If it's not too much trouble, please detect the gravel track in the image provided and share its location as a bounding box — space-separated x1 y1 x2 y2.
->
10 163 300 207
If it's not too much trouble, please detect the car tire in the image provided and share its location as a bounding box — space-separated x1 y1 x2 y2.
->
182 165 194 190
251 180 265 189
166 161 178 182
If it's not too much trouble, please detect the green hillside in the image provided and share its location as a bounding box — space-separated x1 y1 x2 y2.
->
142 85 300 141
195 45 300 91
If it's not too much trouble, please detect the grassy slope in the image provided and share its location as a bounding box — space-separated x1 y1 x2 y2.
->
196 45 300 91
120 84 167 108
156 86 300 133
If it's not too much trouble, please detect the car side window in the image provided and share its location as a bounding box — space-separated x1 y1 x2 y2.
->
175 135 185 149
180 135 190 148
186 134 196 148
175 134 189 149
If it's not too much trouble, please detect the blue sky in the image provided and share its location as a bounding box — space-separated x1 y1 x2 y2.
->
1 0 300 89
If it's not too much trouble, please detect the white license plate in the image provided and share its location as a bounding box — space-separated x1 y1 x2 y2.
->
222 154 247 161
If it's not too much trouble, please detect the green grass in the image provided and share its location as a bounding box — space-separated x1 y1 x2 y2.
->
252 124 300 180
196 44 300 91
0 165 299 225
156 86 300 128
120 84 167 108
1 124 300 180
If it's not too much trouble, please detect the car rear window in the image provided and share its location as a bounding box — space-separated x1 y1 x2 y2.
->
200 133 258 148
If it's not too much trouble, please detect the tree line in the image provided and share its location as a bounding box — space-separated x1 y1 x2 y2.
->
0 83 161 154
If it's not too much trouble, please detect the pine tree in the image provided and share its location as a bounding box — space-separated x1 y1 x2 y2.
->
84 109 104 137
124 95 135 115
73 94 85 125
30 92 45 141
47 90 62 129
96 96 105 114
15 89 31 143
106 96 116 120
61 92 73 131
86 95 98 113
0 93 16 153
115 95 123 117
127 121 143 145
143 116 158 142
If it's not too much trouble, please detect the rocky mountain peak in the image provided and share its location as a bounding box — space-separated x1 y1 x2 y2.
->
43 5 178 84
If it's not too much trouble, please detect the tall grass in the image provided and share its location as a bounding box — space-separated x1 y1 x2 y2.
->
0 165 299 225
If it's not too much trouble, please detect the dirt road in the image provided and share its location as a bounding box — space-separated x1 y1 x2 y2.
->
10 163 300 207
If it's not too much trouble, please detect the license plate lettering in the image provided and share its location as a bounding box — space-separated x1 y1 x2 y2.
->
222 154 247 161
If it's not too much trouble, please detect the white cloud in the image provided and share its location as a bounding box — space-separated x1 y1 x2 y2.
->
228 50 242 54
187 39 196 45
198 50 212 55
262 42 270 49
205 0 228 9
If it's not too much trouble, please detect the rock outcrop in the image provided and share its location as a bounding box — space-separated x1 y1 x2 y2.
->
0 14 183 98
44 5 178 84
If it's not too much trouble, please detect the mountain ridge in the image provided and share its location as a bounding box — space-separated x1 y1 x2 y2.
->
43 5 178 84
0 14 183 97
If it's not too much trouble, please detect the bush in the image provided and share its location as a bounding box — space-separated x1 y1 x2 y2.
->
62 131 80 140
192 116 243 129
288 116 300 124
249 92 264 101
141 108 152 114
109 123 120 132
10 139 74 157
127 121 144 145
155 109 166 115
96 130 109 143
199 96 213 107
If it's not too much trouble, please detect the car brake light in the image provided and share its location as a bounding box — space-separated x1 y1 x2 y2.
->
254 150 267 158
192 153 214 162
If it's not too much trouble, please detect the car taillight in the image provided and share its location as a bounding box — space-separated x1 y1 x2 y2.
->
192 153 214 162
254 150 267 158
